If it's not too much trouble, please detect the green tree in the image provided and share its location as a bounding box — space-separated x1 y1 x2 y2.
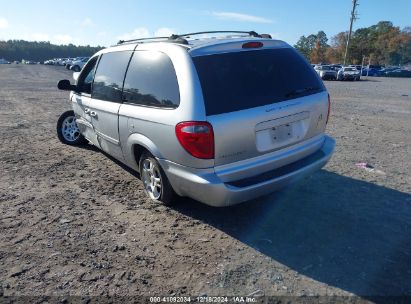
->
0 40 104 62
325 21 411 65
294 31 329 62
294 35 311 59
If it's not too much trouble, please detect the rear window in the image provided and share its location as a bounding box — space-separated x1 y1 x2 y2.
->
193 48 325 116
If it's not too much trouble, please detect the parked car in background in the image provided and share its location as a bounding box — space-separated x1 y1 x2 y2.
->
44 59 58 65
56 31 335 206
338 66 361 81
361 68 383 77
348 64 362 71
367 64 384 70
380 66 400 74
330 64 342 71
55 58 68 66
65 57 86 70
385 69 411 78
314 65 337 80
64 58 76 69
70 57 90 72
62 58 74 67
0 58 11 64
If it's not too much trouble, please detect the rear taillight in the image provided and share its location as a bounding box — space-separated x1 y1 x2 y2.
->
326 93 331 124
175 122 214 159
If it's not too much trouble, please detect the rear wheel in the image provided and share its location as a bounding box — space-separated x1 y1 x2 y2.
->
72 65 80 72
56 110 87 145
139 152 174 205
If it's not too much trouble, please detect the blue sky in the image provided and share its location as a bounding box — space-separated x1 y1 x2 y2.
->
0 0 410 47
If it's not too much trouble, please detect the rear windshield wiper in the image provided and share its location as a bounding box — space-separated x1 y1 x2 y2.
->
285 87 321 98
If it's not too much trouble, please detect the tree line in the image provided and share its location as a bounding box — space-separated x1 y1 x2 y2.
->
0 40 104 62
1 21 410 66
294 21 411 66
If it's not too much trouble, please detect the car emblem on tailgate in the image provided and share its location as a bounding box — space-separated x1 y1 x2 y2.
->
265 101 300 113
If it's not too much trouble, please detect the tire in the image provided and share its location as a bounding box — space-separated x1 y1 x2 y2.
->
56 110 87 145
139 152 174 205
72 65 80 72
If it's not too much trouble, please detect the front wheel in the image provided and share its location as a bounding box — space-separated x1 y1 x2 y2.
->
56 110 87 145
139 152 174 205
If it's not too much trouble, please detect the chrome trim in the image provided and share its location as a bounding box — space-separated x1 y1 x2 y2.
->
96 130 120 145
255 111 310 131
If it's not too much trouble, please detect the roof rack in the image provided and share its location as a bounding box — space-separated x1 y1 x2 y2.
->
117 36 169 45
170 30 261 39
116 30 270 45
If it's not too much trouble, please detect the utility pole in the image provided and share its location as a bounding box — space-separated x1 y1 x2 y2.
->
343 0 359 66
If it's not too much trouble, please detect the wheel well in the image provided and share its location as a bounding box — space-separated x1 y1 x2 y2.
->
133 144 149 169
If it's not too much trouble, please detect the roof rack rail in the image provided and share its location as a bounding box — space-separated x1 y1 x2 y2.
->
117 36 169 45
116 30 269 46
170 30 261 39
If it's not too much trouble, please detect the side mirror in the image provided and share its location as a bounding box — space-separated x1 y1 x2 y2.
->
57 79 76 91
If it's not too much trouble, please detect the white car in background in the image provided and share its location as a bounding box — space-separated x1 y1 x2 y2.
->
0 58 11 64
337 66 361 81
63 58 75 67
70 57 90 72
55 58 68 66
314 65 337 80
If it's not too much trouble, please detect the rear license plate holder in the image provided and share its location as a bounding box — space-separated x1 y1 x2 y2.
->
271 123 293 143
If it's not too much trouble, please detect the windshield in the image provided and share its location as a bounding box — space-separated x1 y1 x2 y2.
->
344 67 356 71
193 48 325 115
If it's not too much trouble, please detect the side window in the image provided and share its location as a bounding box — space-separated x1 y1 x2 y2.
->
76 56 98 94
122 51 180 108
91 51 132 102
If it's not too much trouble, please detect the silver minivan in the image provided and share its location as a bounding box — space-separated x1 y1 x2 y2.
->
57 31 335 207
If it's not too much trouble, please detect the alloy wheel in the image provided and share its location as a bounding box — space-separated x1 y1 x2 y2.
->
61 115 80 142
141 158 162 200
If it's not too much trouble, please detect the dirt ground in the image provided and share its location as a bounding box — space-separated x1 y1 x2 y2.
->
0 65 410 302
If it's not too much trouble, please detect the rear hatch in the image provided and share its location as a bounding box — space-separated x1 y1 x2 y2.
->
192 46 329 166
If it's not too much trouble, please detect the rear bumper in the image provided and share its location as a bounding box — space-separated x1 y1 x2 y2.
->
341 74 359 80
160 135 335 207
321 74 337 80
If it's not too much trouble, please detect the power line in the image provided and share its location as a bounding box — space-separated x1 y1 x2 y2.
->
343 0 359 65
